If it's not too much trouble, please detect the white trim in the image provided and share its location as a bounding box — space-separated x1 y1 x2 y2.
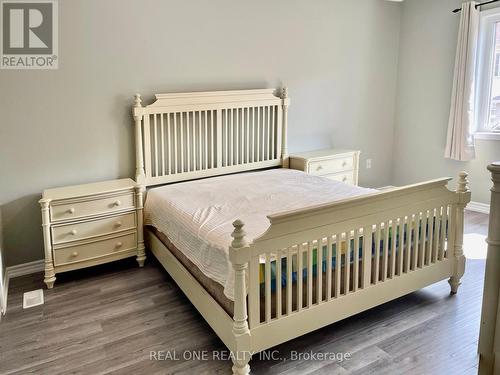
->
466 201 491 214
1 271 7 317
474 132 500 140
475 7 500 133
6 259 44 279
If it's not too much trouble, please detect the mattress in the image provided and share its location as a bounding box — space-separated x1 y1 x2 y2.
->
144 168 376 301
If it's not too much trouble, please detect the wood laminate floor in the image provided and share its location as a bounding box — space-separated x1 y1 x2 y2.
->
0 212 488 375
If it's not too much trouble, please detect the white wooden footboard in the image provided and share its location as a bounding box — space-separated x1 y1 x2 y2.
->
228 173 470 365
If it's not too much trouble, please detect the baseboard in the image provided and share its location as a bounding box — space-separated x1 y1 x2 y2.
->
1 260 45 316
6 259 44 279
466 201 490 215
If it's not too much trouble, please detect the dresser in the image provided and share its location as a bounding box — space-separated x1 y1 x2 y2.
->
289 149 360 185
39 179 146 289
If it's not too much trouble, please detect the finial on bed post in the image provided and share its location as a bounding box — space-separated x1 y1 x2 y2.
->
457 171 470 193
134 93 142 107
229 220 251 375
133 94 146 185
281 87 290 168
281 87 288 100
449 171 471 294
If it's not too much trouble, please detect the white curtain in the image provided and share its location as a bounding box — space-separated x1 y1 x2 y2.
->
445 1 479 161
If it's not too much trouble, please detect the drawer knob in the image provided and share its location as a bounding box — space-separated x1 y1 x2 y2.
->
115 242 123 249
316 165 323 171
114 200 122 207
71 251 79 258
70 229 77 235
342 176 348 182
115 221 122 228
342 161 347 167
68 207 75 214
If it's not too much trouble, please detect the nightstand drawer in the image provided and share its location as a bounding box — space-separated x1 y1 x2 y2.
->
51 212 136 244
53 232 137 266
50 193 135 222
324 171 355 185
308 156 354 176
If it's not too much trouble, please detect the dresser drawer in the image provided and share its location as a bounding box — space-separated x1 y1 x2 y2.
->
50 193 135 222
308 156 354 176
51 212 136 244
324 171 355 185
53 232 137 266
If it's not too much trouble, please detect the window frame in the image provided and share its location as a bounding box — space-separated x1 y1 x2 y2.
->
475 7 500 139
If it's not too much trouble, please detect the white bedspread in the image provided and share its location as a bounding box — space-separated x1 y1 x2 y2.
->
144 168 375 301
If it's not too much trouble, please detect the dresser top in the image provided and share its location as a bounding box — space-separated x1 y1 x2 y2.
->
289 148 359 160
42 178 136 201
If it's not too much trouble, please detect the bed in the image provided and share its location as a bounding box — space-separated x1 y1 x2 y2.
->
132 88 471 374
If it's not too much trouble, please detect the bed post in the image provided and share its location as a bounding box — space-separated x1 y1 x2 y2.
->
281 87 290 168
449 171 471 294
135 185 146 267
133 94 146 185
133 94 147 267
478 162 500 374
229 220 251 375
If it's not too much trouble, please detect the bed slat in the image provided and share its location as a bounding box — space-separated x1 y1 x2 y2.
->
317 238 322 303
412 214 419 271
353 229 360 291
428 208 435 264
362 225 372 288
335 233 341 297
405 214 412 272
326 236 333 300
276 250 282 319
307 241 313 307
373 224 381 284
265 254 271 323
344 231 351 295
439 206 447 260
419 211 427 268
286 247 292 315
297 244 303 311
249 255 260 328
382 221 390 281
398 217 405 275
390 220 397 278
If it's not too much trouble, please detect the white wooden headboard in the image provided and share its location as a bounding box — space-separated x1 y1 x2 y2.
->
132 88 290 186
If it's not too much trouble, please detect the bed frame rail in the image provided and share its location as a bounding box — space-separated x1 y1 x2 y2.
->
228 172 470 360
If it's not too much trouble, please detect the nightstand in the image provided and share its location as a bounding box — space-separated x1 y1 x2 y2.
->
39 178 146 289
289 149 360 185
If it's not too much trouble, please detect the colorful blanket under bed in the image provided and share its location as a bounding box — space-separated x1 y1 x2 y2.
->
259 220 448 291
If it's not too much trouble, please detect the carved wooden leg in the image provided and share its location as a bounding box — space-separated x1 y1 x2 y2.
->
448 275 461 294
232 360 250 375
136 247 146 267
44 270 56 289
135 185 146 267
449 172 470 295
40 199 56 289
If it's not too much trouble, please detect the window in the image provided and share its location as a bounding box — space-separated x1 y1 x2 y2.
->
476 8 500 137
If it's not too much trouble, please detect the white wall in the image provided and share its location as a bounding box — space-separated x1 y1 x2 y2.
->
0 0 402 266
392 0 500 204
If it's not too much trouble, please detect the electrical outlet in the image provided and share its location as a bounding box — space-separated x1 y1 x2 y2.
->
366 159 372 169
